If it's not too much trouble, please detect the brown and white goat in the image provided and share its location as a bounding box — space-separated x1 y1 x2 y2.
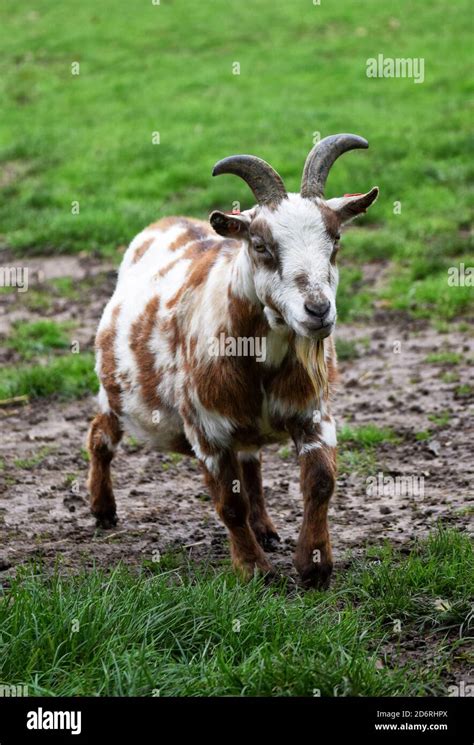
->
87 134 378 588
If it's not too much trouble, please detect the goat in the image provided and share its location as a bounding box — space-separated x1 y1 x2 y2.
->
87 134 378 588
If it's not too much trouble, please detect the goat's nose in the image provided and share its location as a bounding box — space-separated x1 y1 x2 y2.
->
304 299 330 319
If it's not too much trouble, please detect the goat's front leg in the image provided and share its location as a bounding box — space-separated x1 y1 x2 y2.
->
202 451 274 578
294 444 336 589
239 451 280 549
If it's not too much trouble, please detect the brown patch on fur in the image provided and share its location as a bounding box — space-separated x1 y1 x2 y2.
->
319 203 341 240
132 237 154 264
166 244 220 308
160 313 181 357
95 305 122 414
169 228 202 252
129 295 163 412
269 349 316 410
193 341 262 426
227 290 265 337
155 255 182 279
192 289 266 426
148 216 213 235
249 218 281 273
250 218 275 245
87 412 123 526
148 216 181 231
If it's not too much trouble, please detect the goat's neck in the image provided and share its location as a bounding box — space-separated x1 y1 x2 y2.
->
226 244 293 362
228 242 260 307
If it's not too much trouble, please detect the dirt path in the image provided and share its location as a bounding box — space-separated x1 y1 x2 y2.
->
0 257 473 580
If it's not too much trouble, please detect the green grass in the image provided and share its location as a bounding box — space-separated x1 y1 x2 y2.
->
0 528 471 696
428 411 451 427
0 352 97 400
425 352 462 365
440 371 460 384
415 430 432 441
380 270 474 320
0 0 472 319
339 424 399 447
14 446 56 470
335 338 359 361
6 319 72 359
337 424 399 476
338 447 376 476
456 384 473 397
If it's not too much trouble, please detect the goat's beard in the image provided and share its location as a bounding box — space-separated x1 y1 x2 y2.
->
295 337 329 400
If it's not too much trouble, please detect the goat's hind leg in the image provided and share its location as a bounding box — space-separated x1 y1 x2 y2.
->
87 412 123 528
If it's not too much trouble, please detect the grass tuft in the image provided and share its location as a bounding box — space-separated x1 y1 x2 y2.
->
0 353 97 400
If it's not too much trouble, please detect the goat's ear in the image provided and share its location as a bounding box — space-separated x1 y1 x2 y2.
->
325 186 379 224
209 210 250 238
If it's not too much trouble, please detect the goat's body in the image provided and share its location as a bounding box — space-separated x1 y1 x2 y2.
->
95 216 337 468
87 133 377 587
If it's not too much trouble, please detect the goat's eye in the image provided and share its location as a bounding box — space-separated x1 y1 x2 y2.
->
334 234 341 243
252 241 272 257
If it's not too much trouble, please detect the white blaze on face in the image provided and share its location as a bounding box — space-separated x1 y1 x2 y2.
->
254 194 338 335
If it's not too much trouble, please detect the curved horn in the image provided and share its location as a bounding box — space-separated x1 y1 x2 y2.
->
212 155 287 206
300 134 369 199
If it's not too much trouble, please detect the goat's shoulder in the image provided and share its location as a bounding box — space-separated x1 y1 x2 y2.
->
118 215 219 276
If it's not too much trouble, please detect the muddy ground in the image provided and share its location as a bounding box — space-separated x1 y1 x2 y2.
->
0 255 473 581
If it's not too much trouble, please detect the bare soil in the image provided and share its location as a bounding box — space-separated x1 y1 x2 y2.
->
0 255 473 580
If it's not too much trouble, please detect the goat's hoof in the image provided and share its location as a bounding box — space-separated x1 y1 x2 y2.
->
251 524 281 551
295 561 333 591
259 532 281 551
234 557 274 581
93 511 118 529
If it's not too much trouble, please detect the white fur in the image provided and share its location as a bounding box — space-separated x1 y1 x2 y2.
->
320 417 337 448
254 194 338 338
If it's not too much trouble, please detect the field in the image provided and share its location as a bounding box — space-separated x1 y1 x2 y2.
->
0 0 473 698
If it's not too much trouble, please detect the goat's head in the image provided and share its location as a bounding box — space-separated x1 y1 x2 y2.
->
210 134 379 340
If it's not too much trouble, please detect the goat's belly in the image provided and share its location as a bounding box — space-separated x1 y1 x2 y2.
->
120 404 189 453
118 395 290 455
233 427 291 452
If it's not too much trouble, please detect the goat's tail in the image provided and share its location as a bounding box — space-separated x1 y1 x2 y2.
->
295 336 329 401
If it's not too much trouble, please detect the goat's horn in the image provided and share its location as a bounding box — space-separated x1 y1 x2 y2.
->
300 134 369 199
212 155 287 206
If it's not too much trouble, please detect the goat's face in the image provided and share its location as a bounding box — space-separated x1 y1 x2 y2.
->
211 189 378 340
246 195 340 339
210 134 379 340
